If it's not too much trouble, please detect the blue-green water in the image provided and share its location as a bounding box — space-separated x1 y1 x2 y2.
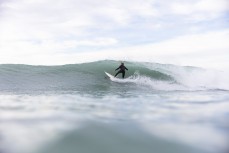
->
0 60 229 153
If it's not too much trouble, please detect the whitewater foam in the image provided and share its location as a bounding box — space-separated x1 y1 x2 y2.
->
142 62 229 91
111 71 187 91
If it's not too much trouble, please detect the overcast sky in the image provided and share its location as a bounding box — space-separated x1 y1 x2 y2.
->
0 0 228 69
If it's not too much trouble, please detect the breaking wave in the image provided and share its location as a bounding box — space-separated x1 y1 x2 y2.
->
0 60 228 93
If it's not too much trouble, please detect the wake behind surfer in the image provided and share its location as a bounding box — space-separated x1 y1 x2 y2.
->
115 62 128 78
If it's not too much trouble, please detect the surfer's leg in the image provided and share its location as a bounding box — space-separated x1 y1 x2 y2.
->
115 71 120 77
122 71 125 78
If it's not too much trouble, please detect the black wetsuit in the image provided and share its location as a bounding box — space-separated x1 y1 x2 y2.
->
115 64 128 78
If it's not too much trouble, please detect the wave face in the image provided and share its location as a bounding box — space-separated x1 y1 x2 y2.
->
0 60 228 93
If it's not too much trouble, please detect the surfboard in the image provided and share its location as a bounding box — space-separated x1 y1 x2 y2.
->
105 71 115 79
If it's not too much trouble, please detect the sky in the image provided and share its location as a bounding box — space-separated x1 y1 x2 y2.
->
0 0 229 70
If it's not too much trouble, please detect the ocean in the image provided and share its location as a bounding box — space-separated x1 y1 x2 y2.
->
0 60 229 153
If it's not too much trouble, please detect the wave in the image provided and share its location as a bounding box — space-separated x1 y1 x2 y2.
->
0 60 228 92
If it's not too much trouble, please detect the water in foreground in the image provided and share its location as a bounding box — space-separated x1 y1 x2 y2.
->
0 60 229 153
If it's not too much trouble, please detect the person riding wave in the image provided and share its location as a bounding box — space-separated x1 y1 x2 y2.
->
115 62 128 78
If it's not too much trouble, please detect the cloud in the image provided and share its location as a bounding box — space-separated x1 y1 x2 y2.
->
1 1 227 39
1 29 228 70
78 29 229 70
169 0 228 15
178 0 228 21
61 38 118 48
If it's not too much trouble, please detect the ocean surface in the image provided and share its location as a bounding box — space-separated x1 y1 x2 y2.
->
0 60 229 153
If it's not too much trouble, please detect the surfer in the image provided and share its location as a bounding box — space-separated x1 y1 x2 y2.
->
115 62 128 78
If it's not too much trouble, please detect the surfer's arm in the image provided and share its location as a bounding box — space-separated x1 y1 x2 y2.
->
125 67 128 70
115 66 120 71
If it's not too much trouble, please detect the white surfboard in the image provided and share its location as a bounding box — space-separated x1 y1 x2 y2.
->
105 71 115 79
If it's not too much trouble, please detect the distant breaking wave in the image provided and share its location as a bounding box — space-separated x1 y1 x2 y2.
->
0 60 228 93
